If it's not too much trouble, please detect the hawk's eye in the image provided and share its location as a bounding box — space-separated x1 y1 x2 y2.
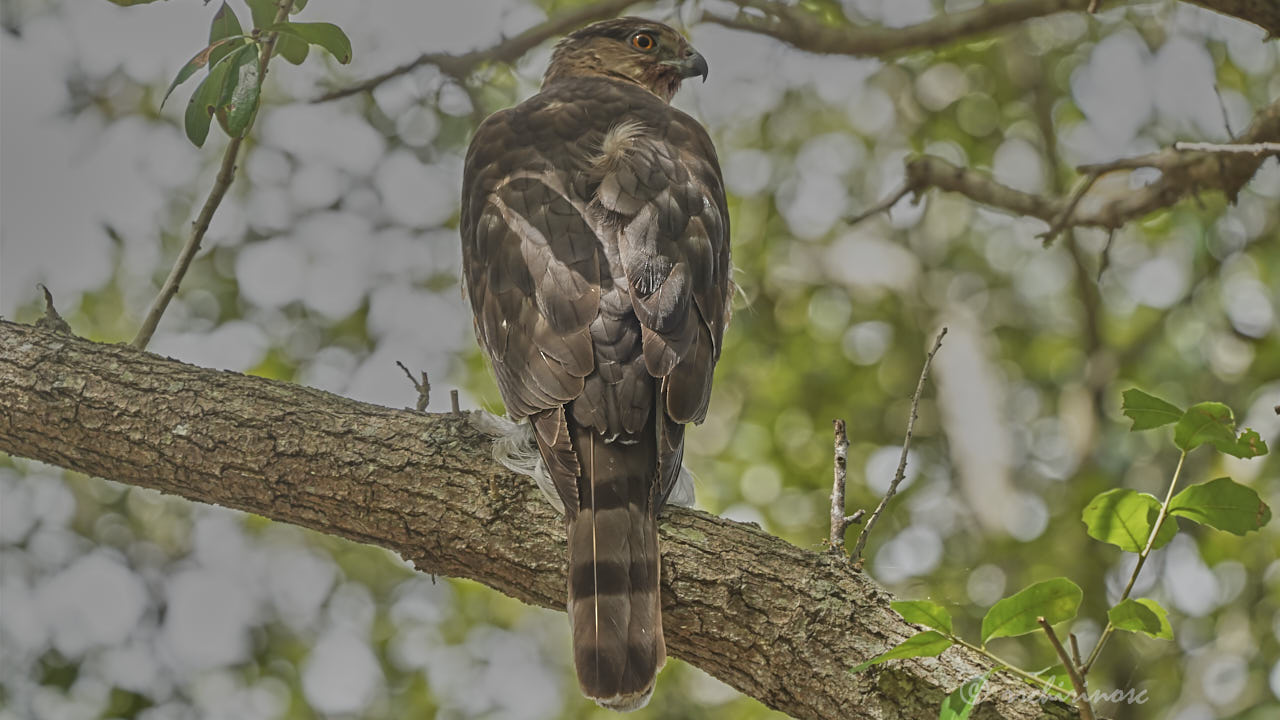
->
630 32 656 52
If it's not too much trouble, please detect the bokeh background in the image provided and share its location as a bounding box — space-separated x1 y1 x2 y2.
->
2 0 1278 718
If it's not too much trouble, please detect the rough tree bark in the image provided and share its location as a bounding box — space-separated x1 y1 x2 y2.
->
0 320 1077 720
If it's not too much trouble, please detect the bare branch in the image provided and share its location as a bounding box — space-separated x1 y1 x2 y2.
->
704 0 1280 54
1038 618 1096 720
703 0 1091 58
1172 141 1280 155
849 96 1280 239
851 327 947 567
845 183 914 226
1184 0 1280 38
0 320 1078 720
314 0 640 102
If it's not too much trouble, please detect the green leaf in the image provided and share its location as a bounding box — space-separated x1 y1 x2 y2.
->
207 2 244 66
1109 598 1173 639
1134 599 1174 639
1174 402 1268 457
1121 389 1183 430
1170 477 1272 535
851 631 952 673
183 48 240 146
938 671 993 720
891 600 953 635
1228 428 1269 459
269 21 352 63
980 578 1082 645
1082 488 1176 553
215 45 262 138
276 32 310 64
162 37 241 108
291 0 309 13
245 0 276 29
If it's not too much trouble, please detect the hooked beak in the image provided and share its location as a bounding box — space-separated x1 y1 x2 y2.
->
666 48 709 82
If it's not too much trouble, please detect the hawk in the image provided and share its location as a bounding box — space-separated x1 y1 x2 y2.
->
459 17 730 711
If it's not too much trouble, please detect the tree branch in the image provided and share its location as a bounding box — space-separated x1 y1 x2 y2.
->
850 95 1280 239
703 0 1280 55
702 0 1093 58
132 0 295 350
0 320 1075 720
313 0 640 102
851 327 946 567
1184 0 1280 38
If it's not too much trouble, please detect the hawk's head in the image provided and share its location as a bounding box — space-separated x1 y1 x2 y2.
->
543 17 708 103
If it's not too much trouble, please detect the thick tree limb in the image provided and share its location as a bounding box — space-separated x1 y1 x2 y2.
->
704 0 1280 54
851 95 1280 241
314 0 640 102
0 320 1074 720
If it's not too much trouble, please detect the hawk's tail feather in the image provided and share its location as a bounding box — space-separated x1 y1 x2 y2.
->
565 423 664 711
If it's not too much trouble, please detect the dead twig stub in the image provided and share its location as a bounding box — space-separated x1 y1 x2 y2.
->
396 361 431 412
851 327 947 567
34 285 73 335
827 419 854 552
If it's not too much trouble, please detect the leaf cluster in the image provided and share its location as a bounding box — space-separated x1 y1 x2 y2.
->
852 390 1271 718
160 1 351 146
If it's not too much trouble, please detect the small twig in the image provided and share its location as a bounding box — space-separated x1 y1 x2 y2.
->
846 183 914 227
1038 169 1103 247
450 389 461 415
132 136 244 350
1069 633 1084 669
827 418 852 552
1171 141 1280 155
395 361 431 411
1096 228 1116 282
1214 83 1237 139
314 0 640 102
34 284 72 335
1086 0 1101 13
132 0 295 350
1038 617 1096 720
851 327 947 566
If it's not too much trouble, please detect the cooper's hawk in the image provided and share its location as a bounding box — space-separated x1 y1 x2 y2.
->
459 17 730 711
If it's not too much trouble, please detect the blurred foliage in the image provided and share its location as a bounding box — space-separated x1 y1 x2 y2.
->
3 1 1279 719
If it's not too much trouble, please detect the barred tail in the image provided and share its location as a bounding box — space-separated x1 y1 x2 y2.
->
565 428 664 711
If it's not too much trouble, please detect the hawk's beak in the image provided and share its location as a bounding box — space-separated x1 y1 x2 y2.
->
667 49 709 83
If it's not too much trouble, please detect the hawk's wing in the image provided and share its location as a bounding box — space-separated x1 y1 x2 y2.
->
460 77 730 513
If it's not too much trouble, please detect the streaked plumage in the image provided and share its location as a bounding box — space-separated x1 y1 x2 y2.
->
460 17 729 711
